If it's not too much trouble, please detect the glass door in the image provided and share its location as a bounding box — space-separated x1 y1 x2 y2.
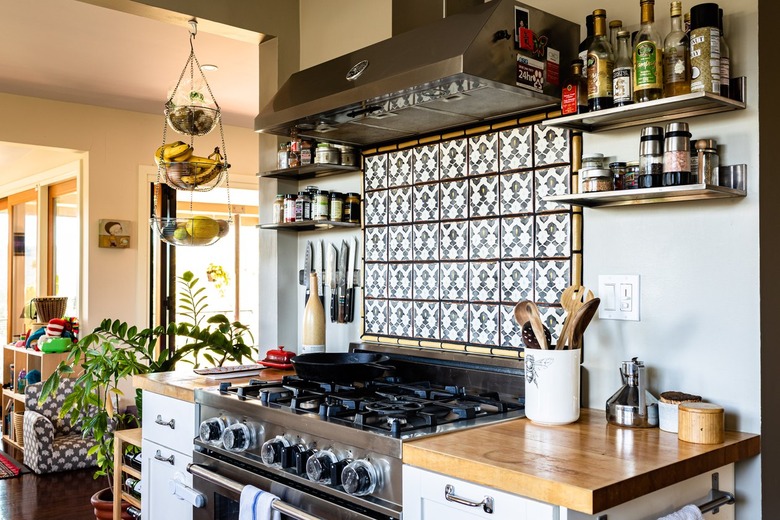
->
9 189 38 339
0 199 8 343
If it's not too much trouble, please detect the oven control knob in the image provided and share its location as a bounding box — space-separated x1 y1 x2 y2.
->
305 449 339 483
261 435 292 467
341 459 380 496
198 415 237 446
222 422 261 452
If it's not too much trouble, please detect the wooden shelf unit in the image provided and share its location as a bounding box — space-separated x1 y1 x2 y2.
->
114 427 143 520
1 344 71 452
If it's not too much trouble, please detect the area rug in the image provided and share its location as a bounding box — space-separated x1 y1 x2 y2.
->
0 449 30 479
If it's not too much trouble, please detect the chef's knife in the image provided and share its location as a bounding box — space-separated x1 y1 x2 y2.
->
346 237 361 323
303 240 313 305
338 240 349 323
327 243 338 322
317 239 325 308
345 237 356 323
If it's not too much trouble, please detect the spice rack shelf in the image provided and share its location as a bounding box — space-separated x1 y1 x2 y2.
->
545 183 746 208
259 164 361 180
259 220 360 232
542 78 746 133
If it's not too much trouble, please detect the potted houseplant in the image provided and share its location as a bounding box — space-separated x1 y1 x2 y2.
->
39 272 256 518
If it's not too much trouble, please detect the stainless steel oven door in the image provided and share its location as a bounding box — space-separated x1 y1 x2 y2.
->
189 450 400 520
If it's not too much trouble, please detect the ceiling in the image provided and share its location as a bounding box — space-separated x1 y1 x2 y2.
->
0 0 261 178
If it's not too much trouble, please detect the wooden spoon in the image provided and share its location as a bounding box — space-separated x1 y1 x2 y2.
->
514 300 548 349
558 285 595 349
565 297 600 349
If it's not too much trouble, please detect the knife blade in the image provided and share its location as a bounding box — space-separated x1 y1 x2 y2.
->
317 240 325 308
338 240 349 323
346 237 359 323
303 240 313 305
327 243 338 322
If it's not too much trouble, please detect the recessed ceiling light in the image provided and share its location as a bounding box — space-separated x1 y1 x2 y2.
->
201 64 219 72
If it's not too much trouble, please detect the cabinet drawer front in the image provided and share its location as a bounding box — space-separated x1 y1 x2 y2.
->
403 465 557 520
142 391 196 451
141 438 194 520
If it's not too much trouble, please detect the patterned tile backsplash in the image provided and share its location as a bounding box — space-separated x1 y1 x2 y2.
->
362 122 577 351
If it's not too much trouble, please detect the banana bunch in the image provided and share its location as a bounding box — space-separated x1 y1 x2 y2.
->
154 141 193 165
179 147 226 186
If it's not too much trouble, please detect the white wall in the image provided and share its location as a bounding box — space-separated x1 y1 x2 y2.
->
294 0 763 517
0 93 260 332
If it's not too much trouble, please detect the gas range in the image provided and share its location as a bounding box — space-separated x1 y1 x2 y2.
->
191 343 525 520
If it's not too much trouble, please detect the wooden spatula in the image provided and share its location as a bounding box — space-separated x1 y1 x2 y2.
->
557 285 594 349
566 297 600 349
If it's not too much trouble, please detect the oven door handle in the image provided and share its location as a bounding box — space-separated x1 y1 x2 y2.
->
187 463 326 520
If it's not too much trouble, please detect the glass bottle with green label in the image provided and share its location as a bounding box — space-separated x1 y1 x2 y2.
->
587 9 615 111
633 0 663 102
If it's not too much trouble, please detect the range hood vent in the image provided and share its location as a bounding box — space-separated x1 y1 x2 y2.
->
255 0 579 146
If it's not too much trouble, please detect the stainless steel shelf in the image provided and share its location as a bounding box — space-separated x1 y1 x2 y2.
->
258 164 361 180
258 220 360 231
544 183 746 208
542 79 746 132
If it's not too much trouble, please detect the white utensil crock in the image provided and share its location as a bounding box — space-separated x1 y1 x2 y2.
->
524 348 581 425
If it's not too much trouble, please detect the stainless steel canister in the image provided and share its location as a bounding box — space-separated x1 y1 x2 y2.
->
662 122 692 186
338 145 358 166
639 126 664 188
315 143 341 165
695 138 719 185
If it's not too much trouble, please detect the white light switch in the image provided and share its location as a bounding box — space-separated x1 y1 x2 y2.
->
598 275 640 321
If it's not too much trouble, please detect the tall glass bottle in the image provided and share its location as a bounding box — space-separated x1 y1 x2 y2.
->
561 60 588 115
613 31 634 106
719 8 730 98
663 1 691 97
609 19 623 52
587 9 614 111
633 0 663 102
578 14 595 78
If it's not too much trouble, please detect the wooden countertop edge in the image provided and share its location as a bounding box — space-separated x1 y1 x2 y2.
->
403 414 761 514
132 369 295 402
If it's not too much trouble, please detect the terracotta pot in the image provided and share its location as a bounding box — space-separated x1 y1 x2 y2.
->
90 487 133 520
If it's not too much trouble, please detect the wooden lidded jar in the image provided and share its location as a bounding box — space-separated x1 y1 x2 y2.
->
678 402 725 444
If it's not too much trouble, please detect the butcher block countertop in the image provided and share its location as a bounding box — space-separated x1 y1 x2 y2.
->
403 408 760 514
133 367 294 402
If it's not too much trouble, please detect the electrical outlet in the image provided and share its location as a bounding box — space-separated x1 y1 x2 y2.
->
598 275 640 321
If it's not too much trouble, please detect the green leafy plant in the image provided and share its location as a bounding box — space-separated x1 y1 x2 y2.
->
39 319 197 484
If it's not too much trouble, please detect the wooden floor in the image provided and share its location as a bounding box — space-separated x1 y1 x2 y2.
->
0 445 106 520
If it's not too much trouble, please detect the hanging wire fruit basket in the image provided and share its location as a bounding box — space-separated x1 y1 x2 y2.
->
151 19 233 246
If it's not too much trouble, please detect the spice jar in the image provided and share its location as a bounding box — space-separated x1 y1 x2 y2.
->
284 193 297 223
695 139 719 185
338 145 358 167
581 153 605 171
609 161 627 190
690 140 699 182
329 192 344 221
582 168 614 193
313 190 330 221
624 161 640 189
277 144 289 170
662 122 692 186
315 143 341 165
300 141 313 165
344 193 361 224
295 191 312 221
639 126 664 188
272 194 284 224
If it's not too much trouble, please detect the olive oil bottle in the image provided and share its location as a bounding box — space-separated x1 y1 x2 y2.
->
663 1 691 97
587 9 615 111
634 0 663 102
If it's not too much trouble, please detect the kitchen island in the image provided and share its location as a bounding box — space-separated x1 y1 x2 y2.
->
403 408 760 517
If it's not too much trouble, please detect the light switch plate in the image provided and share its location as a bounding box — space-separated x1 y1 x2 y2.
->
598 274 640 321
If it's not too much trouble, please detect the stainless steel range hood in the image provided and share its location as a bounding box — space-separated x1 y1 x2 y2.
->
255 0 579 146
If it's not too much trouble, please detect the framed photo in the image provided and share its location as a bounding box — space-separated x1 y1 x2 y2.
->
98 219 131 248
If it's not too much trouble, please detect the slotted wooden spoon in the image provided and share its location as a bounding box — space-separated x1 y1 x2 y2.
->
557 285 595 349
513 300 548 349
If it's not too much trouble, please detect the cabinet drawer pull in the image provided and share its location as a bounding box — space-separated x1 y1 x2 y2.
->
155 450 175 465
444 484 494 514
155 414 176 429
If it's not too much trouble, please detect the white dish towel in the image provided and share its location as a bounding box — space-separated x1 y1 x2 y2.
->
658 504 704 520
239 484 281 520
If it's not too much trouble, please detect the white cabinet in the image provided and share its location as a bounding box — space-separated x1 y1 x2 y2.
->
403 465 558 520
141 391 199 520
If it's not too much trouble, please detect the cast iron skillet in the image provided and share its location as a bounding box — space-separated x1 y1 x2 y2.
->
290 352 393 381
